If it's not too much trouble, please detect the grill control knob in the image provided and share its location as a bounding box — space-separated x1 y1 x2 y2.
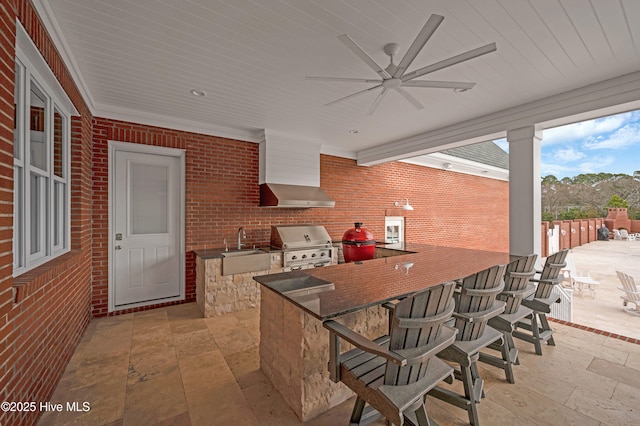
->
292 255 297 260
311 253 317 257
302 254 307 259
321 252 326 257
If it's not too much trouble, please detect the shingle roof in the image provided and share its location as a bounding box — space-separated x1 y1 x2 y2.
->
441 141 509 170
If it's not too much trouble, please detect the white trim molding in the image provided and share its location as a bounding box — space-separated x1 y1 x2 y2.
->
402 153 509 181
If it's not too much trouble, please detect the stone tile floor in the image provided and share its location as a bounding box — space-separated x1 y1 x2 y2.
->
39 298 640 425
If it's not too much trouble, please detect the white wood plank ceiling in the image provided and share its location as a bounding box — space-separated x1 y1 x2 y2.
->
35 0 640 160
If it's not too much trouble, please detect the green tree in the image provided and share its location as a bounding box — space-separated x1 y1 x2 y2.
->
606 195 629 208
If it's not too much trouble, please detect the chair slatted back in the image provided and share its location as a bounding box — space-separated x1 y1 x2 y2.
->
498 254 537 314
457 264 506 313
617 271 640 302
533 249 568 299
454 264 506 341
385 281 456 386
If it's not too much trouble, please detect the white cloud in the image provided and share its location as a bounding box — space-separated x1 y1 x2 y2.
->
583 123 640 150
542 110 640 146
575 155 616 174
541 162 575 177
553 147 586 162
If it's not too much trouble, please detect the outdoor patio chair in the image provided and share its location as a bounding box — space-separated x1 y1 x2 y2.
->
619 230 636 241
616 271 640 316
480 253 538 384
564 255 599 297
324 281 458 426
429 264 507 426
513 249 569 356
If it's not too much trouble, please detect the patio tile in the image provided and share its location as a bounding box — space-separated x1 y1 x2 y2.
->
565 386 637 426
587 357 640 389
40 303 640 426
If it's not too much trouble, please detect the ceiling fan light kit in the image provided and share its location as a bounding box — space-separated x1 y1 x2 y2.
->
307 14 496 115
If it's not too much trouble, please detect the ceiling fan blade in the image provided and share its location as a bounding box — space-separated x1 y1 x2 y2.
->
395 87 424 110
338 34 392 79
393 14 444 78
324 84 382 107
367 87 388 115
306 76 383 84
402 42 497 81
403 80 476 90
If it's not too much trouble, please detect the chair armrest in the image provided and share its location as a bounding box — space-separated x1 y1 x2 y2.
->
530 276 563 286
502 284 536 297
452 301 505 323
382 301 399 311
323 320 407 366
506 270 535 278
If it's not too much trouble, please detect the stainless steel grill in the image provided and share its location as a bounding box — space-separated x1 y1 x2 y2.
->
270 225 333 271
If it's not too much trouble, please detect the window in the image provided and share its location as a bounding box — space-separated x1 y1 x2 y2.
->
14 49 71 275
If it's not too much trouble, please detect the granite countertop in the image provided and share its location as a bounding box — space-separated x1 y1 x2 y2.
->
254 243 510 321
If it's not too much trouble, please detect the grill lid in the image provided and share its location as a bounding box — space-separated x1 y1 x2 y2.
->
270 225 332 250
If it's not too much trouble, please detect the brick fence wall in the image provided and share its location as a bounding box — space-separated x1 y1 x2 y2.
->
541 215 640 256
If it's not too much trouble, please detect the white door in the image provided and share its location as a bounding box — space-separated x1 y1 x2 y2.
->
112 148 183 308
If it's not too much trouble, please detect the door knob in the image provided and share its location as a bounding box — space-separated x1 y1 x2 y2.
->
115 245 122 250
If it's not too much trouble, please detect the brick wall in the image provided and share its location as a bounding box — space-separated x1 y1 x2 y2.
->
92 118 510 317
1 2 94 425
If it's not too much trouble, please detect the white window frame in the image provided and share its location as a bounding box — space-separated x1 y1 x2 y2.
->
14 23 76 276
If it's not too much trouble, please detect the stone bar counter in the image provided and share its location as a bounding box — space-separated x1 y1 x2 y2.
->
254 243 510 421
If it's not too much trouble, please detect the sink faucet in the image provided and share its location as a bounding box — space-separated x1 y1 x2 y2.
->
237 227 246 250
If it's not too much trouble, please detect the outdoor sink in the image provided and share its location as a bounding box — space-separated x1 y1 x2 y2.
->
221 249 271 275
275 275 335 297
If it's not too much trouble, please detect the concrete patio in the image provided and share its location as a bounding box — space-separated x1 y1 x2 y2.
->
563 239 640 341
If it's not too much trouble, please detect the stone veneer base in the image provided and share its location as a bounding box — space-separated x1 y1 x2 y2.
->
259 288 388 421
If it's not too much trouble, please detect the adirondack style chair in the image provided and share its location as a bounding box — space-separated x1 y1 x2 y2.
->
513 249 569 355
324 281 458 426
564 256 599 297
480 253 537 384
616 270 640 316
429 264 507 426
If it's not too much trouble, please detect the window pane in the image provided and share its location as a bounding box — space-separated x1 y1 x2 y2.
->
30 173 42 254
14 62 22 160
29 173 48 256
53 108 64 178
30 82 47 170
130 163 168 235
13 167 23 268
54 181 66 247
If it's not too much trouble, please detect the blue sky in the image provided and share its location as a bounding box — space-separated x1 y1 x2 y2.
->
494 110 640 179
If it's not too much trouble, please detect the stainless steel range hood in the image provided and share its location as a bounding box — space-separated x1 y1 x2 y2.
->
259 129 335 208
260 183 335 208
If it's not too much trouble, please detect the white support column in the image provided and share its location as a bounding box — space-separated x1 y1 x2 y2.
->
508 126 542 257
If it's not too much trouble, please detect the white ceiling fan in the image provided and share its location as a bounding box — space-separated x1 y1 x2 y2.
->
306 14 497 115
